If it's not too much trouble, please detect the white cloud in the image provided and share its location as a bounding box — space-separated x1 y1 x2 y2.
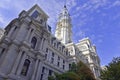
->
0 0 36 28
71 0 109 30
0 0 11 9
66 0 77 10
91 34 96 40
0 15 4 24
112 0 120 7
0 0 62 29
77 31 86 38
73 30 86 43
0 14 8 28
0 0 78 33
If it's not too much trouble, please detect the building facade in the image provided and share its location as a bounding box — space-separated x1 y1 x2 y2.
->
0 4 101 80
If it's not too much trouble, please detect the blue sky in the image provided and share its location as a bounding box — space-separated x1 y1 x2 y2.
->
0 0 120 66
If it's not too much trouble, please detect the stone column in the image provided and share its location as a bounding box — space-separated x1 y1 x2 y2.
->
28 29 35 43
40 38 44 50
48 51 51 62
43 39 48 50
31 59 39 80
35 60 42 80
25 28 32 41
16 53 26 75
10 50 23 74
0 44 16 72
42 38 46 50
37 37 42 50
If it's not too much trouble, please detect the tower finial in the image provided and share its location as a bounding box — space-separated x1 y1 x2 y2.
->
64 0 67 8
64 5 66 8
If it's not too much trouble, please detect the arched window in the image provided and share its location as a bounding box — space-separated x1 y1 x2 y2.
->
21 59 30 76
31 37 37 49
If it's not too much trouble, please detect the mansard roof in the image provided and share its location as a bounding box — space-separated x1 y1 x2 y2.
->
28 4 49 18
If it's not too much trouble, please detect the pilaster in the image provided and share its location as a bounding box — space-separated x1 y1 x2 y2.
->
25 28 32 41
10 50 23 74
6 26 16 38
35 60 42 80
16 52 26 75
31 59 39 80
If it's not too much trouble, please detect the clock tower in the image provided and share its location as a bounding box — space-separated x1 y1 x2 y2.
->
55 5 72 44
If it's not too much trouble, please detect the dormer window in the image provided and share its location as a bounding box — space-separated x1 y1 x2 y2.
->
31 10 39 18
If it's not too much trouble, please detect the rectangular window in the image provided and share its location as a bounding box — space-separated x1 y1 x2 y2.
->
49 70 52 76
57 62 60 67
66 50 68 56
40 74 43 80
42 67 45 73
69 64 71 70
45 54 47 59
21 59 30 76
58 56 60 60
63 65 65 70
51 58 54 63
46 48 48 53
31 10 39 18
52 52 54 57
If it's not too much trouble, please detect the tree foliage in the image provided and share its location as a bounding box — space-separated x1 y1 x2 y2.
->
76 61 95 80
48 72 80 80
100 57 120 80
48 61 95 80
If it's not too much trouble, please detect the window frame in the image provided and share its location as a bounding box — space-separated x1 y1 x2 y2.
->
21 59 30 76
31 37 37 49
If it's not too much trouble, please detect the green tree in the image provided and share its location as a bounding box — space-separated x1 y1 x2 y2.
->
76 61 95 80
48 72 80 80
48 61 95 80
100 57 120 80
69 62 77 72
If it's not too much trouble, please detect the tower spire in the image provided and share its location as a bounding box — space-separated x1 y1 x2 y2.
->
64 0 67 8
55 3 72 44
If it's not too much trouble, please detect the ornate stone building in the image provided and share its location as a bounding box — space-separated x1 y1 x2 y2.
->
0 4 101 80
